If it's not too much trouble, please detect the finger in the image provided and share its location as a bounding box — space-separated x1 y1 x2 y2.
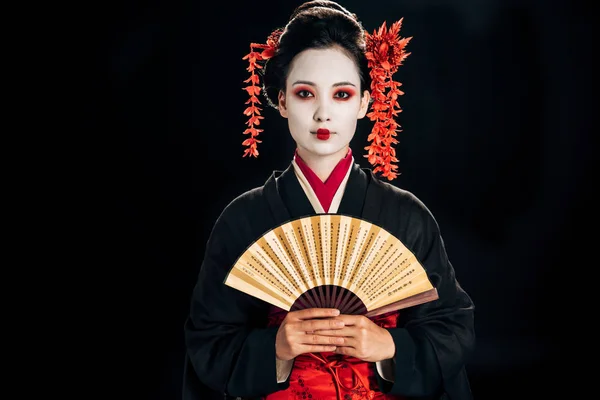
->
334 345 356 357
309 332 356 348
312 327 353 336
290 308 340 321
335 336 355 347
300 318 345 332
300 344 338 354
301 333 346 346
331 314 365 326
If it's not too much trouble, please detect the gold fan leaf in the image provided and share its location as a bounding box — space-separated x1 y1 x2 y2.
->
224 215 438 316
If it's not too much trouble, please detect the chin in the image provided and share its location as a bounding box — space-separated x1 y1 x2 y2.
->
310 145 346 157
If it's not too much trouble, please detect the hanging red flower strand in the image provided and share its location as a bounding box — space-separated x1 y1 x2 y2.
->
365 19 412 181
241 28 283 157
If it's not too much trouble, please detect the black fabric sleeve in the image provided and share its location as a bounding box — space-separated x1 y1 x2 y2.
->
184 210 291 398
375 199 475 399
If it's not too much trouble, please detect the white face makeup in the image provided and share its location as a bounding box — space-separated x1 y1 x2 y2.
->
278 47 370 160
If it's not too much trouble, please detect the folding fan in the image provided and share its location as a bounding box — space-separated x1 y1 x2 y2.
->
224 214 438 317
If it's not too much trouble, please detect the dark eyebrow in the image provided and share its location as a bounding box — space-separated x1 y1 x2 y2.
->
292 80 357 88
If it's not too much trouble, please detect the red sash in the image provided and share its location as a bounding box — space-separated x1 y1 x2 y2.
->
264 307 407 400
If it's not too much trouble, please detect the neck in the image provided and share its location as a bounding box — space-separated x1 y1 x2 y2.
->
296 146 349 182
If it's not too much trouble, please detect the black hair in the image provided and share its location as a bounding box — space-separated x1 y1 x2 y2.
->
262 0 370 109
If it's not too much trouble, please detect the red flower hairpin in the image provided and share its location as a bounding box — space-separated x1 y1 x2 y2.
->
241 28 284 158
365 19 412 181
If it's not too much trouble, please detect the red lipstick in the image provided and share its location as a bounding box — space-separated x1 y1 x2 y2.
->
316 128 330 140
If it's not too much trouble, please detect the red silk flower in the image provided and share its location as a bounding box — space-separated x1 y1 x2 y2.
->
241 28 283 158
365 19 411 181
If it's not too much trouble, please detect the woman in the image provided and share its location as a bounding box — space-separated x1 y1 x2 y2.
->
183 1 475 399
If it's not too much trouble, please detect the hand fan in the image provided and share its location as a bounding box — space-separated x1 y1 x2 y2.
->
224 214 438 317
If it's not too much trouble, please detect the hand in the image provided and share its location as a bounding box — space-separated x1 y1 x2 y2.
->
314 314 395 362
275 308 346 361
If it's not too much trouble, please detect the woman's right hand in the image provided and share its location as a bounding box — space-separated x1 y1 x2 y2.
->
275 308 346 361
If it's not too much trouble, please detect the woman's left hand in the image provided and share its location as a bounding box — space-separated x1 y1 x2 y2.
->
313 314 395 362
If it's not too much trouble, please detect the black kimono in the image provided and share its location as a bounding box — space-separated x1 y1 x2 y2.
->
183 163 475 400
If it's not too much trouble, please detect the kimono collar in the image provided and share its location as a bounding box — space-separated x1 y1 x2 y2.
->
265 161 373 222
293 148 353 213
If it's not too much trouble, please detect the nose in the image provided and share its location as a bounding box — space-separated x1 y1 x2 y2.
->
313 98 332 122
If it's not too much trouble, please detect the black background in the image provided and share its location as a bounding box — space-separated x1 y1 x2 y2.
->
95 0 594 398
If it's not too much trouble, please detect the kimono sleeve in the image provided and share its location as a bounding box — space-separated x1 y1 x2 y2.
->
184 211 291 398
375 199 475 399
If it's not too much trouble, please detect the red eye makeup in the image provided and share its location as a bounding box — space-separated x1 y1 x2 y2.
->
291 83 357 100
333 87 356 100
293 86 314 98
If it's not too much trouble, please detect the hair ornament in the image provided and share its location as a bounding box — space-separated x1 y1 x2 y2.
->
364 18 411 181
241 28 284 157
